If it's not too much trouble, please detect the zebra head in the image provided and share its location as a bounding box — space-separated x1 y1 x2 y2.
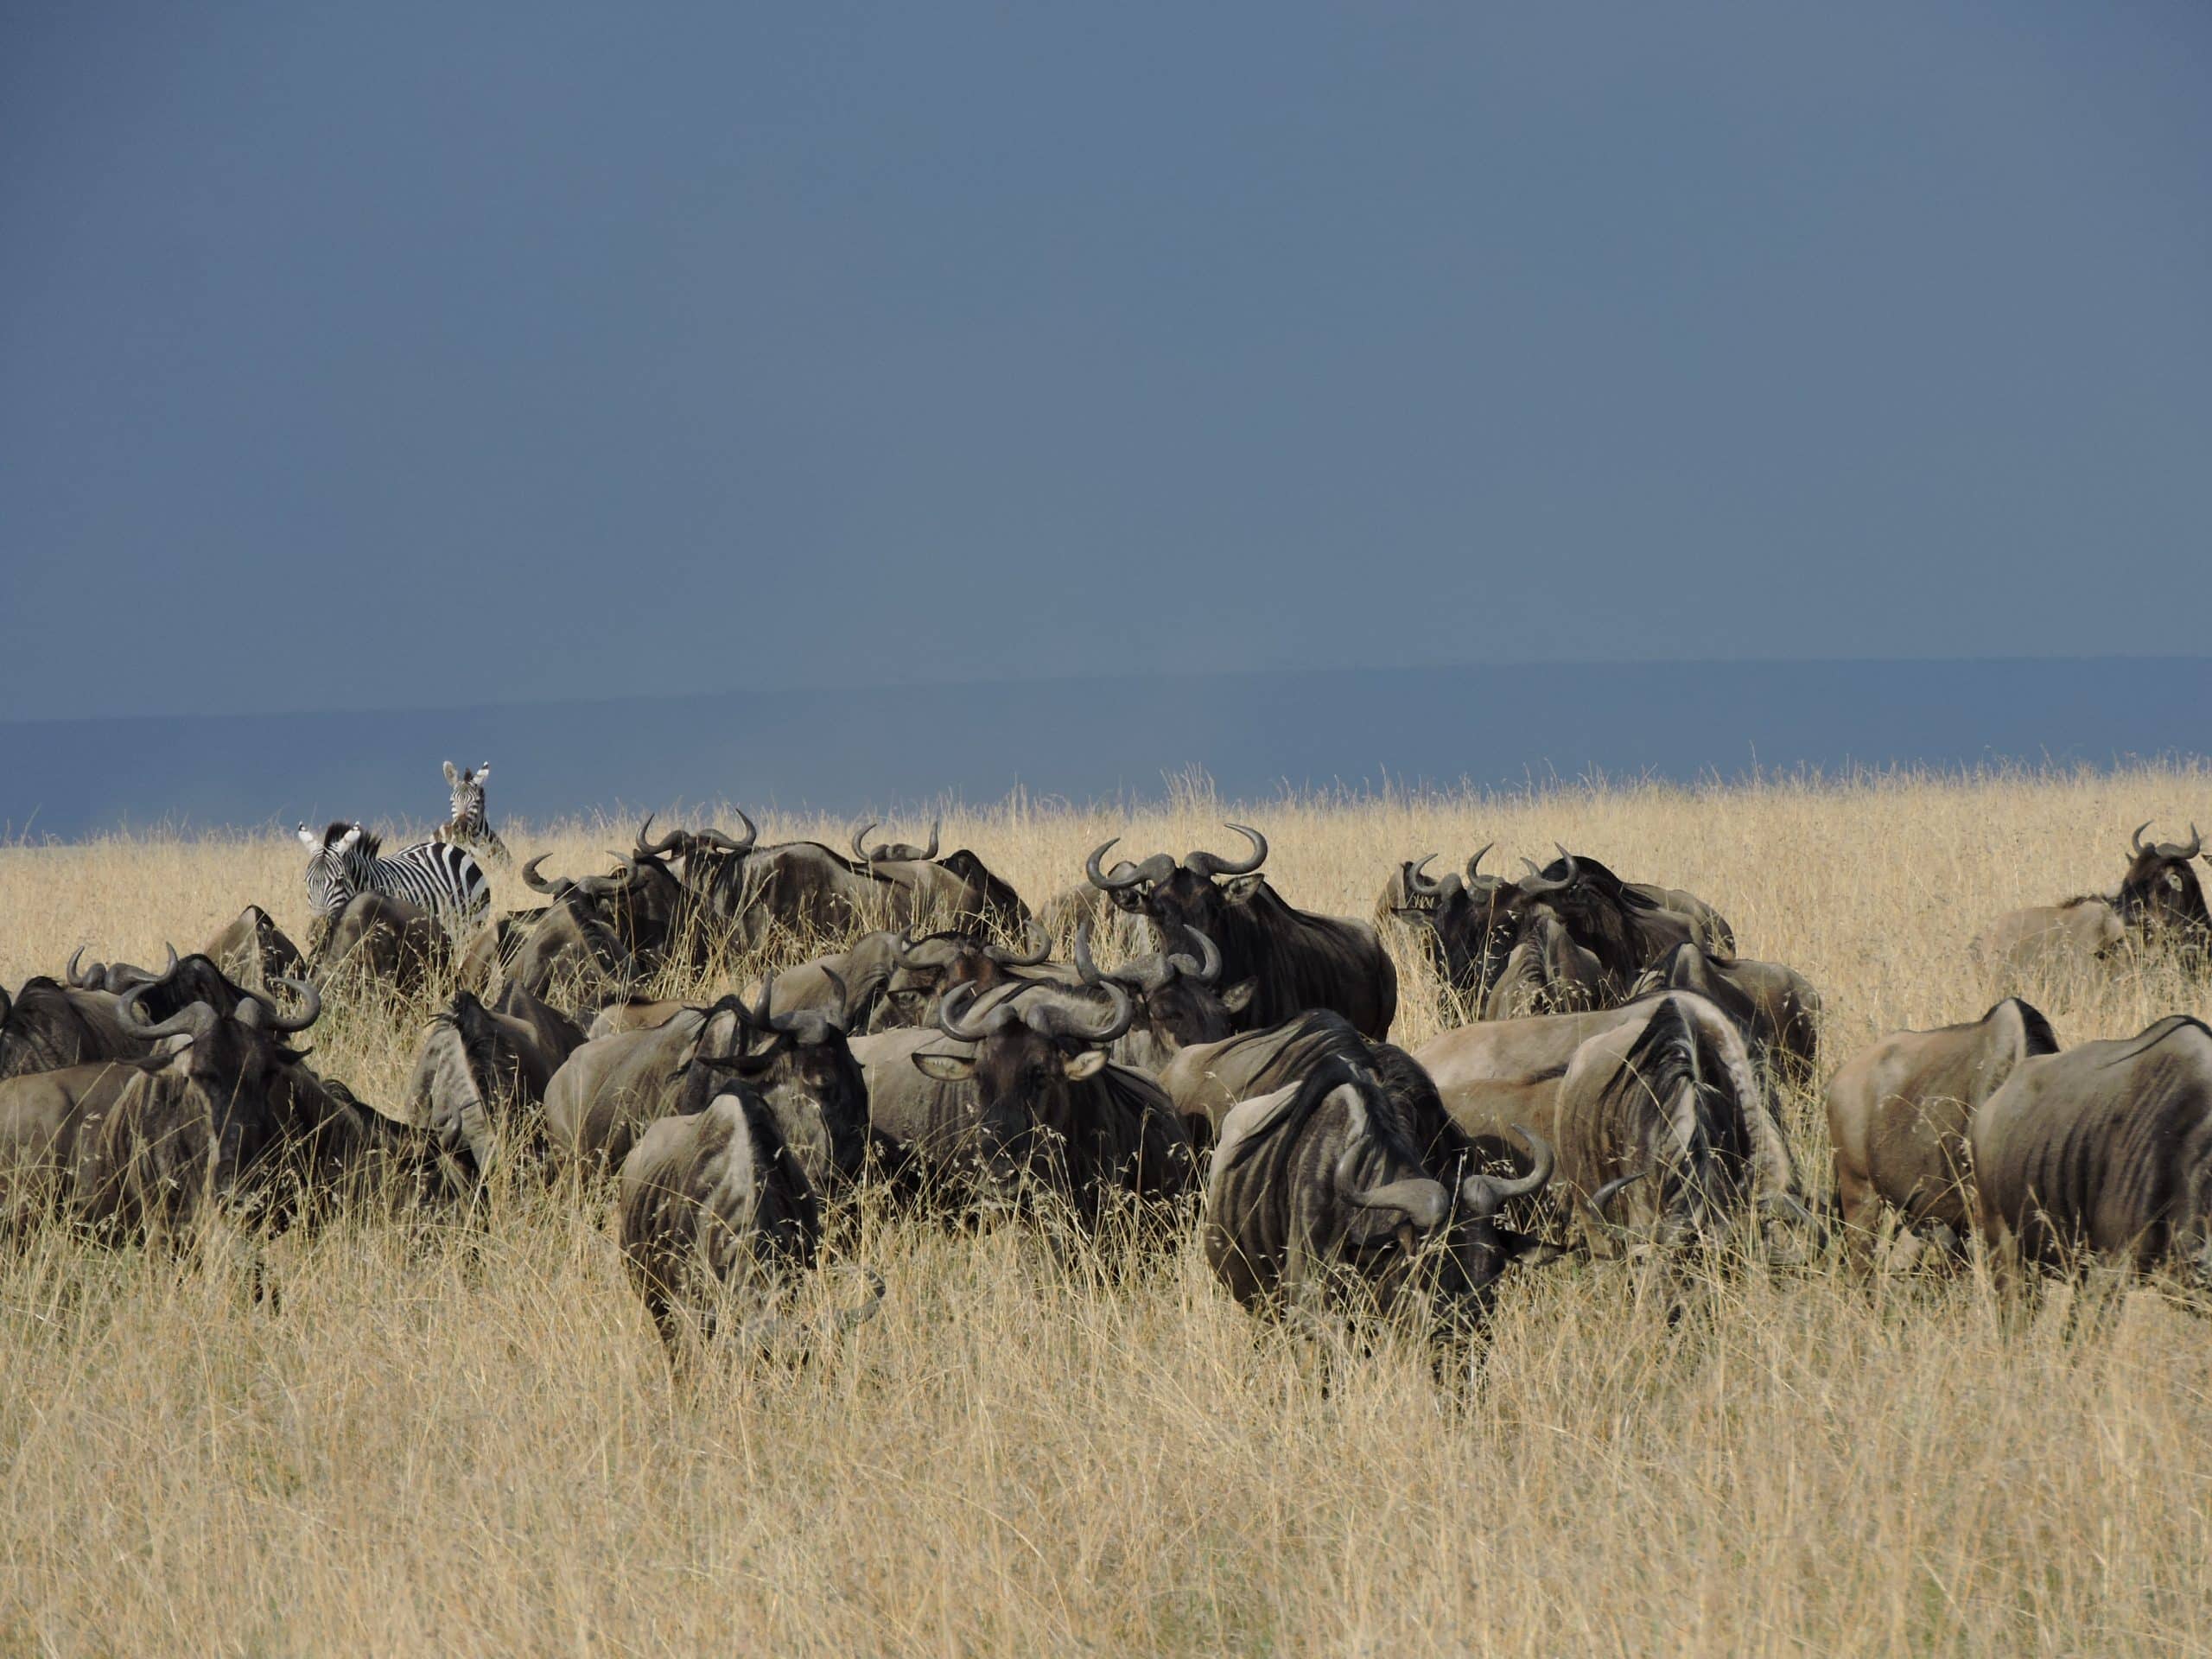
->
442 760 491 834
296 821 374 918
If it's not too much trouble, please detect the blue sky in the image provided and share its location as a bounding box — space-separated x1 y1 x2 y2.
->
4 1 2208 720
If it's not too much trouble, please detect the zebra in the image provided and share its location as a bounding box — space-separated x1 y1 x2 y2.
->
435 760 510 862
296 822 491 922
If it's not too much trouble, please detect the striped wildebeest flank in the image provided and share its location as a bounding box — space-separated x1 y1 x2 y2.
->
0 969 150 1081
435 761 510 863
849 820 1030 934
542 997 755 1179
1969 1014 2212 1289
404 985 585 1178
1973 822 2212 978
296 822 490 925
1823 997 2058 1273
1200 1053 1563 1341
1084 823 1397 1039
307 893 449 995
1481 913 1608 1021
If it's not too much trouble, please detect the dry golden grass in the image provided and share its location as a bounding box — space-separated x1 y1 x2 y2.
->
6 766 2212 1656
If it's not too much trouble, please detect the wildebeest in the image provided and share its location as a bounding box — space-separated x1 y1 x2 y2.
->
635 814 905 951
497 864 639 1007
1046 923 1255 1076
71 978 423 1236
853 980 1194 1218
308 891 448 995
1418 993 1812 1255
1824 997 2057 1270
1086 824 1396 1039
1974 823 2211 976
850 820 1029 934
1378 847 1518 1005
404 985 584 1176
1632 943 1821 1083
587 998 690 1038
0 974 148 1081
1506 851 1709 1000
522 845 693 976
671 984 872 1195
1970 1015 2212 1284
1481 912 1607 1020
1201 1054 1560 1335
762 925 1052 1033
203 906 308 995
617 1079 825 1352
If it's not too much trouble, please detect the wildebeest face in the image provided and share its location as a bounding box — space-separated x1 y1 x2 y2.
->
2116 823 2209 937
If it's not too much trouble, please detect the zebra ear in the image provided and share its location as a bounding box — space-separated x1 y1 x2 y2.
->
443 761 460 785
338 825 364 854
474 763 490 781
296 823 319 849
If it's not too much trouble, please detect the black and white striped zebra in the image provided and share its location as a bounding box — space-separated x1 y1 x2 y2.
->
296 821 490 921
435 760 509 862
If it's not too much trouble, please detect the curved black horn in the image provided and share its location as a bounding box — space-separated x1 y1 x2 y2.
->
1071 922 1106 988
1086 838 1141 892
1165 925 1222 986
522 854 561 894
1588 1167 1648 1220
2183 823 2204 860
1405 853 1445 897
262 976 321 1033
920 817 941 859
1188 823 1267 879
1031 973 1135 1046
118 982 219 1043
1517 857 1572 897
2133 821 2153 858
635 814 691 859
850 822 878 861
66 946 100 990
1475 1124 1555 1204
690 809 759 854
938 981 1013 1043
1465 842 1496 882
984 922 1052 968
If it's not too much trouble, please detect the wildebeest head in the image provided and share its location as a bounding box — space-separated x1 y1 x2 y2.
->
1071 922 1253 1069
683 977 871 1188
203 906 308 992
877 924 1052 1029
912 977 1141 1199
1382 846 1522 995
633 811 760 900
76 945 265 1025
2114 822 2210 940
1084 823 1271 937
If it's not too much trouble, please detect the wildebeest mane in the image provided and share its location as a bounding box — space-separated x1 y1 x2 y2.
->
1219 1054 1370 1181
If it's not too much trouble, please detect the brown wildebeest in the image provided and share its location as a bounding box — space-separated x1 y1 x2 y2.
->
1824 997 2057 1270
1633 943 1821 1084
404 986 583 1176
1201 1053 1560 1338
308 892 448 995
1974 823 2211 976
849 820 1029 934
0 974 148 1081
1481 912 1607 1020
203 906 308 995
1971 1014 2212 1287
1085 824 1396 1039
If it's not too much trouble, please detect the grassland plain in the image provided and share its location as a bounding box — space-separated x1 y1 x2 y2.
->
5 766 2212 1656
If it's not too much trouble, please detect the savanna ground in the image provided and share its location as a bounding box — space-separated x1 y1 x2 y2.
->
5 766 2212 1656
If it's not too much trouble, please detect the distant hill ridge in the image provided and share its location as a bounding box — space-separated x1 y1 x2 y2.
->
2 657 2204 841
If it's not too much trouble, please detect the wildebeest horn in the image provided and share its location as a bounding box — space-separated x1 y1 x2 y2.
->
984 923 1052 968
66 946 100 990
257 976 321 1033
1517 855 1574 897
118 982 219 1043
1165 925 1222 986
1587 1167 1648 1221
1465 842 1495 882
633 814 691 859
1086 839 1174 892
1465 1125 1554 1208
690 809 758 853
2132 821 2153 857
1405 854 1445 897
1030 972 1135 1046
1187 823 1267 879
1071 922 1105 988
938 981 1019 1043
849 822 878 861
522 854 560 893
920 818 940 859
2182 823 2204 860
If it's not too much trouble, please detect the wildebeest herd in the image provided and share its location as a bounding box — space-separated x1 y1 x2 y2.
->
7 759 2212 1367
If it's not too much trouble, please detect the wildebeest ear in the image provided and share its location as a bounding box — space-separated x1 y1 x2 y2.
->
912 1052 976 1082
443 761 460 785
1061 1049 1109 1080
1222 875 1266 906
296 823 319 849
1219 979 1256 1013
